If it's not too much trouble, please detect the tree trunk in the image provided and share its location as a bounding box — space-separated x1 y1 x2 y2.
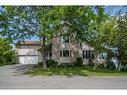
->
116 47 121 71
93 54 99 71
41 36 47 69
117 59 121 71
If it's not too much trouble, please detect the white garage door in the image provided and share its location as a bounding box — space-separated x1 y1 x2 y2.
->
19 56 38 64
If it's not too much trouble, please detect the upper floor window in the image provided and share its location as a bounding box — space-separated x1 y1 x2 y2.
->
83 50 94 59
61 35 69 43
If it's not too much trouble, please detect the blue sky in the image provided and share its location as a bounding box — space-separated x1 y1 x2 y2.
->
105 6 127 15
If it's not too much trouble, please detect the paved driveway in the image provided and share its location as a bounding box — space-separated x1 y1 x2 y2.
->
0 64 127 89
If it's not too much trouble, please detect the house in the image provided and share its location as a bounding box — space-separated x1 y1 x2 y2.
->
16 22 98 65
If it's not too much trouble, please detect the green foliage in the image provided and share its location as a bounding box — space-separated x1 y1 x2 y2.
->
0 6 39 43
46 59 58 67
106 61 116 70
37 62 43 66
87 62 94 68
0 38 16 66
26 66 127 76
75 57 83 66
120 68 127 72
96 64 105 70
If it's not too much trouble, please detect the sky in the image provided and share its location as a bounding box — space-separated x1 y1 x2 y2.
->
105 6 127 15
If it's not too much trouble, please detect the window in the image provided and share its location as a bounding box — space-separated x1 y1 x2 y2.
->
63 50 69 57
49 52 52 57
60 50 62 57
46 52 52 57
60 50 71 57
83 50 94 59
61 35 69 43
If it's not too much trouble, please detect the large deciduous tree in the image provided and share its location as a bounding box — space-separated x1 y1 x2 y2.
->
0 6 62 68
32 6 62 68
99 12 127 71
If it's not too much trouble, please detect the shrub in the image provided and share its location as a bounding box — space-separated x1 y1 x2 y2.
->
38 62 43 66
75 57 83 66
87 62 94 68
86 59 94 68
96 64 105 70
46 59 58 67
106 61 116 70
120 68 127 72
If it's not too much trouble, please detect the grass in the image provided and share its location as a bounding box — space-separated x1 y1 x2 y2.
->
0 63 16 66
25 65 127 76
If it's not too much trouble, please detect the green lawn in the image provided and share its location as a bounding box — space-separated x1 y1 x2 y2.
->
25 66 127 76
0 63 16 66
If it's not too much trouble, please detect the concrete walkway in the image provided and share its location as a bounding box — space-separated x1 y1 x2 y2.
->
0 64 127 89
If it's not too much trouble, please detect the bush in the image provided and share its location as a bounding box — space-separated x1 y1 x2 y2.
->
120 68 127 72
87 62 94 68
86 59 94 68
46 59 58 67
106 61 116 70
96 64 105 70
75 57 83 66
38 62 43 66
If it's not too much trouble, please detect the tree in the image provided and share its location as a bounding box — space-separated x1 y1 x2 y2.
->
0 6 62 68
98 11 127 71
0 38 15 65
31 6 63 68
0 6 39 44
115 12 127 70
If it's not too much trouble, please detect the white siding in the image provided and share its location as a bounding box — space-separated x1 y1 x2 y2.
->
17 45 42 64
82 44 94 50
18 49 38 55
60 57 71 63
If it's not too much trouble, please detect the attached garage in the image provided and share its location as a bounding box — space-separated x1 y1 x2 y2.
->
16 41 42 64
18 56 38 64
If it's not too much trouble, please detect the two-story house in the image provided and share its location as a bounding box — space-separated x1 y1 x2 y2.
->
16 22 95 65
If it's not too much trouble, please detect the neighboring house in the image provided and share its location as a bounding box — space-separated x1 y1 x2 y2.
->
16 22 101 65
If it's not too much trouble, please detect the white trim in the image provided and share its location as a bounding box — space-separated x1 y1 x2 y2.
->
60 50 71 58
46 52 52 60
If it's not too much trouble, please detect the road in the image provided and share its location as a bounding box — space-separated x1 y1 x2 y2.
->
0 64 127 89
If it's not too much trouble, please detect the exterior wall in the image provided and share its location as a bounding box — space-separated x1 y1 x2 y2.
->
17 45 40 56
52 36 95 64
52 37 61 64
51 25 95 64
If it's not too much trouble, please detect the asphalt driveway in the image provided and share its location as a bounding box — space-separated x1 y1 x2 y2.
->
0 64 127 89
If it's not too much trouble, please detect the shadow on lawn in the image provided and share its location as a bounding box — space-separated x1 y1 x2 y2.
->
26 66 88 77
25 65 127 77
